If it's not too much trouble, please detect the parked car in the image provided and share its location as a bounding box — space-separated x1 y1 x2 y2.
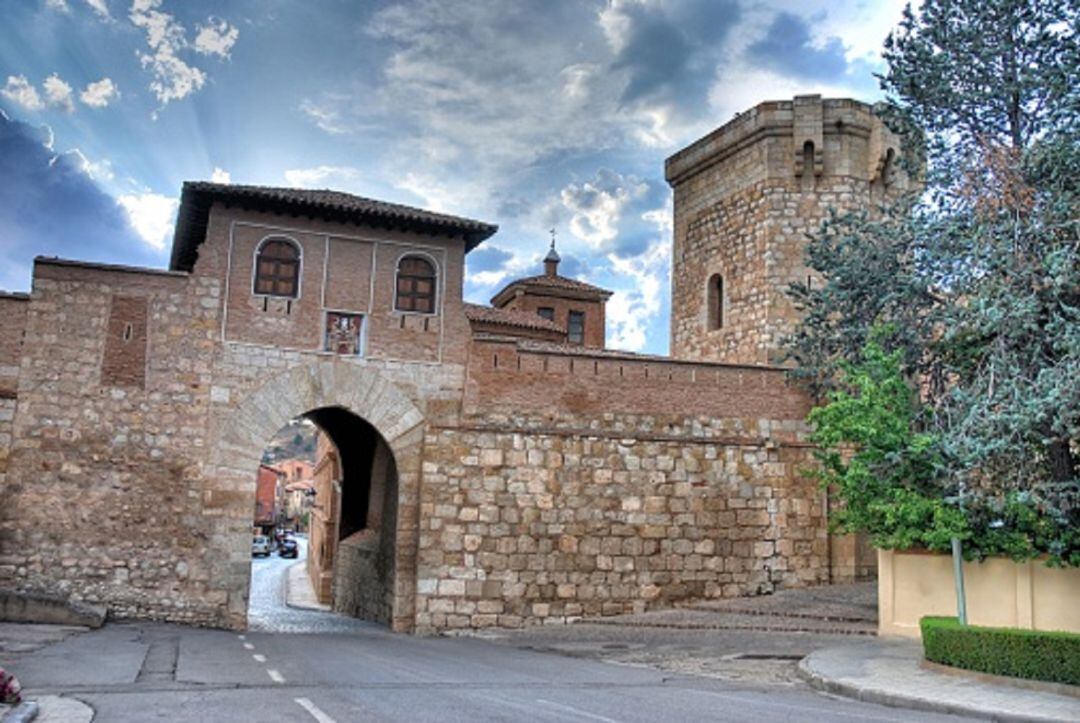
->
252 535 271 557
278 538 298 559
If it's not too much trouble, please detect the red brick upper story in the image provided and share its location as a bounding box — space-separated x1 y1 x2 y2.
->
170 182 497 366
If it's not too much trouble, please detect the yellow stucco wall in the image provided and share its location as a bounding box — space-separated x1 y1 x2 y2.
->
878 549 1080 638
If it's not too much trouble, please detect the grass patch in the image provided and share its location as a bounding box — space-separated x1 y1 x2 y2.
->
921 616 1080 686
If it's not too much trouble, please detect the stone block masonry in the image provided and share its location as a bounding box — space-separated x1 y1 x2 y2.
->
666 95 914 365
414 416 828 632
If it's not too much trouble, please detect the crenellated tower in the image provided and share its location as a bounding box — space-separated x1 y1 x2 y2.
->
665 95 913 365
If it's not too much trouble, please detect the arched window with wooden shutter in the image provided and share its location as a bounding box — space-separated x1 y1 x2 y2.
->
395 255 437 313
253 238 301 298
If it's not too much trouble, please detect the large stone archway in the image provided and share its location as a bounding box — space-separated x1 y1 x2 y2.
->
205 359 426 632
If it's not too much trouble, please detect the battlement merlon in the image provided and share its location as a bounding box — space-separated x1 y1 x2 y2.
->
664 95 904 188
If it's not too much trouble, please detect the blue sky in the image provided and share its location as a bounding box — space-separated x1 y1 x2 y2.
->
0 0 908 354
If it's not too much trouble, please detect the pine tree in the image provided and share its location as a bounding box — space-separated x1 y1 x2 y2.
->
788 0 1079 563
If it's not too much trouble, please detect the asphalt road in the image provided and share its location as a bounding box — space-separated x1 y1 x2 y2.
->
6 545 975 722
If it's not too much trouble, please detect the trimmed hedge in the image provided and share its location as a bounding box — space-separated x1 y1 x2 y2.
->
921 616 1080 686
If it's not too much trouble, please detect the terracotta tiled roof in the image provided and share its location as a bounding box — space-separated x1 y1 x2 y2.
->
170 181 498 271
463 303 566 333
490 273 612 307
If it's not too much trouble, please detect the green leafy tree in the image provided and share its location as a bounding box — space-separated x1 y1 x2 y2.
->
809 337 966 552
788 0 1079 563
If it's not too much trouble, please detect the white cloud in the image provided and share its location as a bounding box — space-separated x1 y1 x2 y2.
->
1 75 44 111
129 0 205 106
605 236 670 352
299 98 352 135
129 1 237 109
79 77 119 108
283 165 361 189
596 199 673 352
118 192 178 250
396 172 487 215
560 169 649 248
64 148 115 181
85 0 109 18
193 18 239 58
210 167 231 183
46 0 111 17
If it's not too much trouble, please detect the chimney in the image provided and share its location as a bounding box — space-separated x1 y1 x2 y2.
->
544 235 560 277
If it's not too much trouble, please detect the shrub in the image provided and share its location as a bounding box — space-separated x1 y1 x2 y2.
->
921 616 1080 686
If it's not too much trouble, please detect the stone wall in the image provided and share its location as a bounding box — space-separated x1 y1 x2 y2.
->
329 433 398 623
0 99 901 633
1 254 837 633
406 337 830 632
0 293 25 492
0 293 27 391
0 396 15 492
0 261 227 625
414 414 827 632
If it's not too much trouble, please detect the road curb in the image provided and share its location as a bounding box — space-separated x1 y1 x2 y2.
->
584 618 876 635
283 561 327 613
1 701 39 723
797 654 1071 723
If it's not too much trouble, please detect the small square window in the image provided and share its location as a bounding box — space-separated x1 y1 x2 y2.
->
537 307 555 321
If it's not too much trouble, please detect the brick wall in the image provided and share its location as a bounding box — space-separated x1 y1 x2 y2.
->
204 206 473 366
465 338 811 424
500 294 606 348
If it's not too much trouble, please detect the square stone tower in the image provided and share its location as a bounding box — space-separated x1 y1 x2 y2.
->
665 95 912 364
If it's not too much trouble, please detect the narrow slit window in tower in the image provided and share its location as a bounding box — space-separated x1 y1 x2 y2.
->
707 273 724 330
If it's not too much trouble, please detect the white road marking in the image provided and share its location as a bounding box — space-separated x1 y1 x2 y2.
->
253 654 266 663
535 699 622 723
243 642 255 650
237 634 245 640
295 697 337 723
267 668 285 684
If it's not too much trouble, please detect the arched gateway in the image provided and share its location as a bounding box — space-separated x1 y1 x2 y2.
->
207 360 426 632
0 98 900 636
